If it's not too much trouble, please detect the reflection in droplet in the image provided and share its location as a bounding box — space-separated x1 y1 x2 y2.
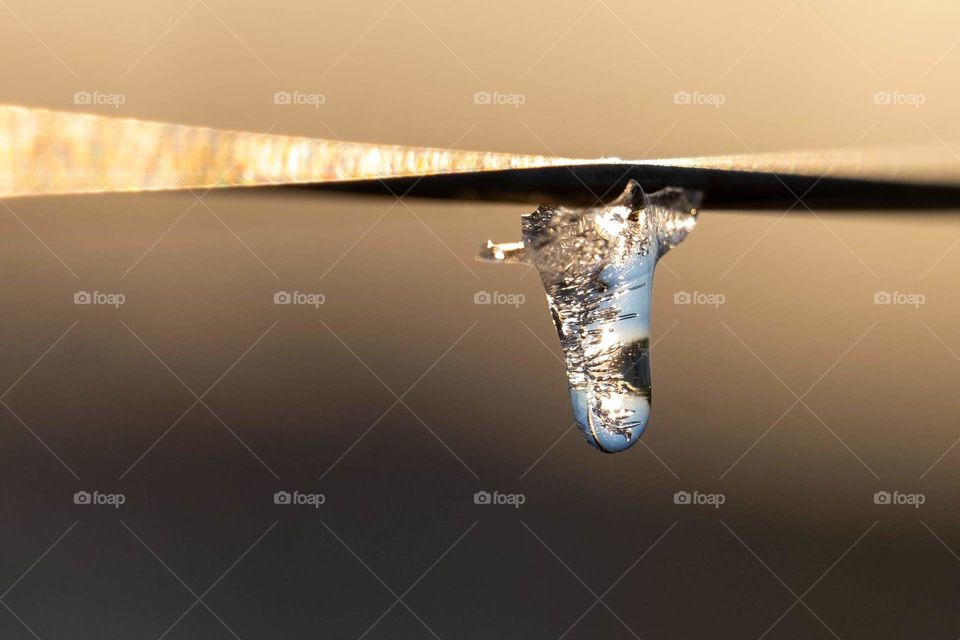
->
481 180 700 453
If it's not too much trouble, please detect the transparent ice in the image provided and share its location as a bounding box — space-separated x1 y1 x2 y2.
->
481 180 700 453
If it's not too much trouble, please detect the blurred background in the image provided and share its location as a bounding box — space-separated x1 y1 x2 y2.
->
2 0 960 637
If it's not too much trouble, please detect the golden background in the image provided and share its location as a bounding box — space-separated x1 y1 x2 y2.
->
1 1 959 637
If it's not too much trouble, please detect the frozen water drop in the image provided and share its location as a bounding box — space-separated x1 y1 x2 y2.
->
481 180 701 453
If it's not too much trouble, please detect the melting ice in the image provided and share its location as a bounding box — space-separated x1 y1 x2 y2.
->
481 180 701 453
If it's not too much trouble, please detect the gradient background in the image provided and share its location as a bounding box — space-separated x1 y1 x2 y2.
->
2 1 960 637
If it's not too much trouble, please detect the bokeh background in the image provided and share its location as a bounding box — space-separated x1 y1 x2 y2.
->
2 0 960 637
